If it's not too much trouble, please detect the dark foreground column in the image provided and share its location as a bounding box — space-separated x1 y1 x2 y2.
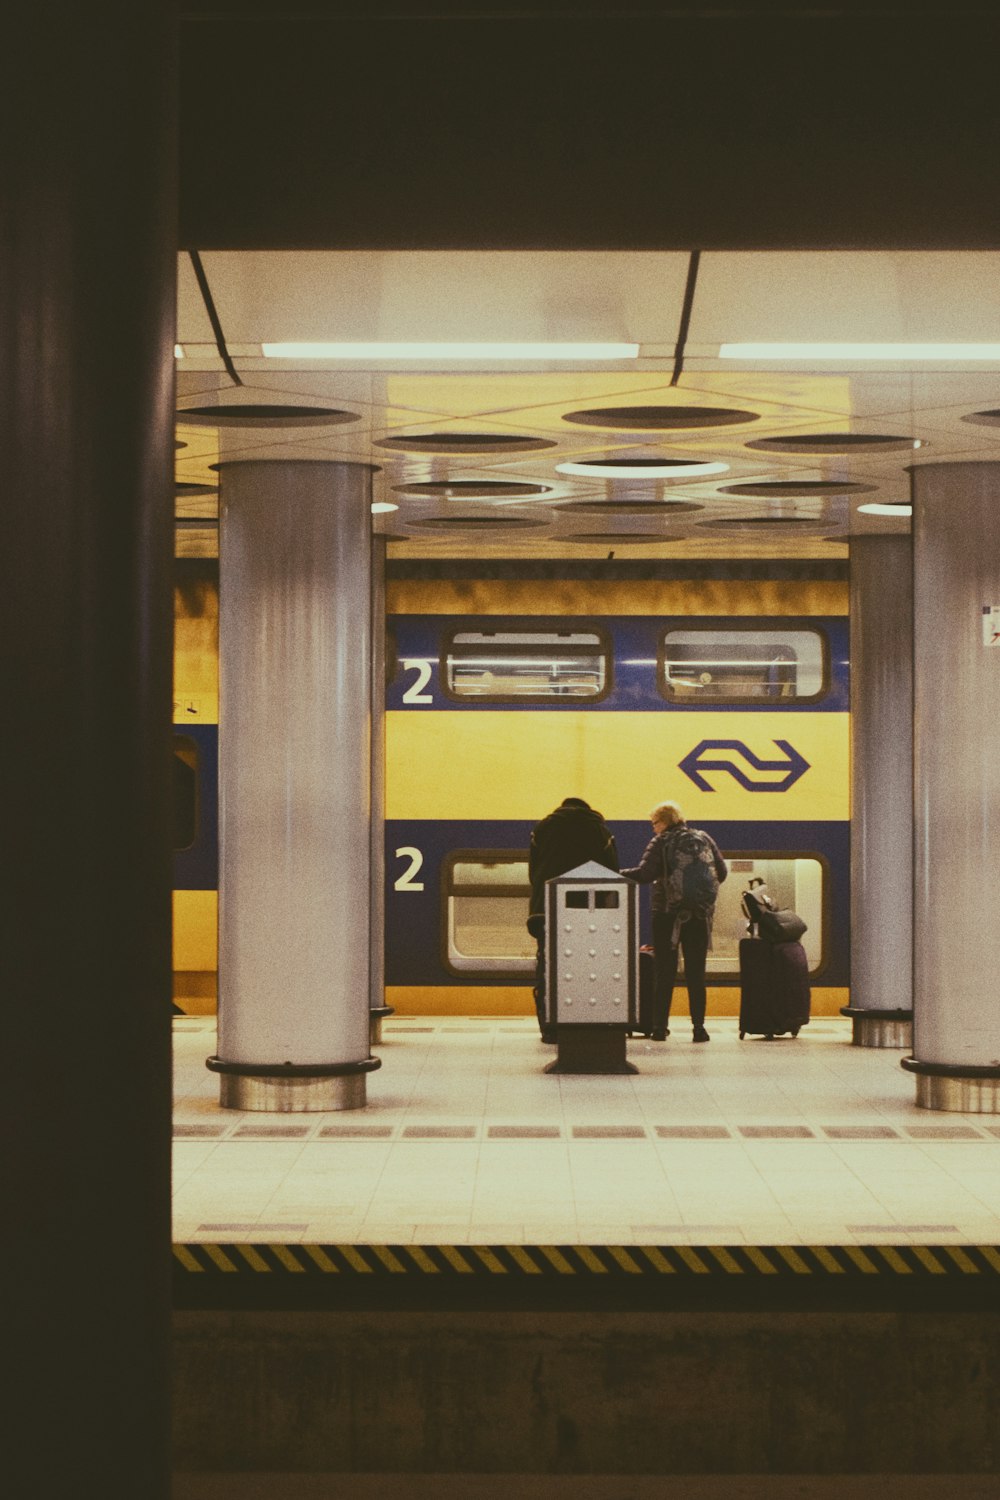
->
903 462 1000 1111
2 4 176 1497
843 535 913 1047
210 461 380 1110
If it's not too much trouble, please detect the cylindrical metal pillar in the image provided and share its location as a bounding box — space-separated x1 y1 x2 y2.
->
842 535 913 1047
3 4 175 1495
903 462 1000 1111
208 461 380 1110
369 535 393 1045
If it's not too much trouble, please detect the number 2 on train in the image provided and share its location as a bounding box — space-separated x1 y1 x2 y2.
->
401 659 434 703
394 847 425 891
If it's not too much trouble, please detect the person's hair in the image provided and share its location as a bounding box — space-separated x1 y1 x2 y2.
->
650 800 684 828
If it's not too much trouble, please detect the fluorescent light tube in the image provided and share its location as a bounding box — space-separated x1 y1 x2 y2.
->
556 459 728 479
262 341 640 360
720 342 1000 360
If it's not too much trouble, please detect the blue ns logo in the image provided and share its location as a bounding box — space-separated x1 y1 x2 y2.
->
679 739 810 793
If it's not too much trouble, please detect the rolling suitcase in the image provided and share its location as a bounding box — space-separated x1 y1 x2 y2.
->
629 946 659 1037
738 935 811 1039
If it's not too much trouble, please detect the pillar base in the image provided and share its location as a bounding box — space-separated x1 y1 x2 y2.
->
901 1056 1000 1114
544 1024 637 1075
369 1005 394 1046
207 1054 381 1113
840 1007 913 1049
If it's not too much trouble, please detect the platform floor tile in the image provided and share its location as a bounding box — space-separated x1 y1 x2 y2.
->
173 1016 1000 1245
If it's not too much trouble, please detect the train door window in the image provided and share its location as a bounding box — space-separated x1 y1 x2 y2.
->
444 853 535 974
444 631 610 701
659 629 826 703
700 856 825 976
172 735 198 851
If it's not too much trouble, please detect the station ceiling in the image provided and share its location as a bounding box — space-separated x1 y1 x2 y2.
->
175 249 1000 561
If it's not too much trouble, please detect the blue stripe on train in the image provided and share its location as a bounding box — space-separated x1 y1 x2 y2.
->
388 617 849 713
385 819 849 988
173 724 218 890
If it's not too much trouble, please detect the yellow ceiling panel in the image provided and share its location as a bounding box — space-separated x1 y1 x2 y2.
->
677 371 855 418
380 372 679 417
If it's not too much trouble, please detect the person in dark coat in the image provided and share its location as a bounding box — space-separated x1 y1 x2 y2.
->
527 797 619 1042
620 799 727 1044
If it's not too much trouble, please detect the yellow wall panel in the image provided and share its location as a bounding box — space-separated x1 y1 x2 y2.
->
387 710 849 822
387 986 535 1017
387 985 850 1018
173 889 218 971
174 579 219 723
386 578 848 618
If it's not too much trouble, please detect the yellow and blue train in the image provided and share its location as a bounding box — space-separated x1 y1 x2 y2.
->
173 559 850 1019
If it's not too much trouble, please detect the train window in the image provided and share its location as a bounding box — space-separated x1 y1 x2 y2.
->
701 856 826 976
659 629 826 703
444 852 535 974
444 630 609 701
172 735 198 851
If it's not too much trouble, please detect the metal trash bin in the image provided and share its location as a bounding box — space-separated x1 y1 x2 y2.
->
543 860 639 1074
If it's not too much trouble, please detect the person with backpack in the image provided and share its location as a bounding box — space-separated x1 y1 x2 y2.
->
620 800 727 1043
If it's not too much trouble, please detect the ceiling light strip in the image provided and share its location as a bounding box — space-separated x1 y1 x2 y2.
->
720 342 1000 360
555 459 728 479
261 342 639 360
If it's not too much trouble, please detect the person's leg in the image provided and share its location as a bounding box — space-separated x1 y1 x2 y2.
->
681 917 711 1037
651 911 679 1037
526 913 552 1038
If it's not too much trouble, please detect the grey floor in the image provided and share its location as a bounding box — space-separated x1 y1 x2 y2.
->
173 1016 1000 1246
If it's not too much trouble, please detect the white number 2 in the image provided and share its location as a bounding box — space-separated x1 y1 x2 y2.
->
393 846 425 891
401 659 434 704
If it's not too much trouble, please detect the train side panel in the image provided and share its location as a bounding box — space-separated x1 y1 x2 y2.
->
171 567 851 1019
385 574 849 1018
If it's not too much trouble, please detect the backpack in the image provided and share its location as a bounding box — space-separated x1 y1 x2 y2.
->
741 884 807 945
661 826 720 915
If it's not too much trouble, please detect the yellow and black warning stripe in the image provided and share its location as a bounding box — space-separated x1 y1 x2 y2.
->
173 1242 1000 1277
